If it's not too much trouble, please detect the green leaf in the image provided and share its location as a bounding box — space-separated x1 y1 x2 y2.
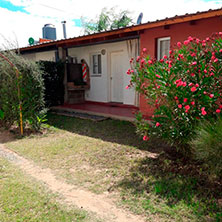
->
0 110 4 120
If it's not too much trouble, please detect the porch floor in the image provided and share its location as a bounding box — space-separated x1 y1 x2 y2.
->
51 102 139 122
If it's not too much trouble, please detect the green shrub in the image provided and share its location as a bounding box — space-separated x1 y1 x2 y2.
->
129 33 222 153
190 118 222 178
0 51 46 131
38 61 64 107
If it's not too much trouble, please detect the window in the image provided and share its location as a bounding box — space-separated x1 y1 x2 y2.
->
157 37 171 60
91 54 102 75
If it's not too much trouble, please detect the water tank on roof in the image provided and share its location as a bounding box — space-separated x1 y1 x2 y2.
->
42 24 57 40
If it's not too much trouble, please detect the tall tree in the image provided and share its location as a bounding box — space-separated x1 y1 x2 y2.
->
81 7 134 34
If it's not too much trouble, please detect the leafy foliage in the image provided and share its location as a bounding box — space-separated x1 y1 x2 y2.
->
130 33 222 152
81 7 133 34
0 51 46 131
38 61 64 107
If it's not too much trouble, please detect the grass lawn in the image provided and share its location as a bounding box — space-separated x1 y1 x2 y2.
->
5 113 222 222
0 157 97 222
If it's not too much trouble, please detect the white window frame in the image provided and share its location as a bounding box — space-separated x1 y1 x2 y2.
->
157 37 171 60
90 53 102 76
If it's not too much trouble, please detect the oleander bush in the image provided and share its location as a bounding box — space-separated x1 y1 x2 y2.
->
129 33 222 153
0 51 46 131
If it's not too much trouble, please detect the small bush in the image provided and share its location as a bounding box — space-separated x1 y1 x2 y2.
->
0 51 46 131
190 118 222 178
129 33 222 153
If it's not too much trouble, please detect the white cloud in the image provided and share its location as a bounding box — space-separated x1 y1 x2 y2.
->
0 0 221 48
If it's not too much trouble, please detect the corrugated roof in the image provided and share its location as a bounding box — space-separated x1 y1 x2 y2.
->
19 7 222 52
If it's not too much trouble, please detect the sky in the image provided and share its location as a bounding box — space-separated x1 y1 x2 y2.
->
0 0 222 48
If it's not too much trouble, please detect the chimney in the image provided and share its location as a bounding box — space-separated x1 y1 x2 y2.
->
62 21 67 39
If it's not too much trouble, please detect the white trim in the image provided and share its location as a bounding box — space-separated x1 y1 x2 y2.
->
157 37 171 60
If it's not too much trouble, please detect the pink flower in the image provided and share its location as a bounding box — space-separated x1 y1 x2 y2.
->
156 74 161 78
185 105 190 110
156 122 160 127
204 69 207 74
140 59 145 64
202 110 207 115
214 58 218 63
148 60 153 65
201 107 207 116
195 83 199 87
169 50 173 54
125 85 129 89
189 83 193 87
126 69 131 75
209 94 214 98
143 48 147 52
183 82 187 87
179 54 184 59
130 69 134 74
191 87 197 92
163 55 168 59
191 53 196 57
191 73 195 77
136 56 140 62
184 40 190 45
192 61 197 65
174 96 178 100
178 104 182 109
143 135 149 141
219 105 222 109
191 101 195 106
177 42 182 47
184 98 188 103
203 91 207 95
159 59 164 63
210 72 214 76
211 55 216 60
220 49 222 53
216 109 221 113
196 38 200 44
188 36 193 41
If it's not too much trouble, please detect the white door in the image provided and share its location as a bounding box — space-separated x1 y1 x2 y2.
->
110 51 124 103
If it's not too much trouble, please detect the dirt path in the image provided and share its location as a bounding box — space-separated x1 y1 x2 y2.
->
0 143 145 222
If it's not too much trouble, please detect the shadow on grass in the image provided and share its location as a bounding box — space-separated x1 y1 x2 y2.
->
0 129 16 143
116 152 222 221
46 112 168 153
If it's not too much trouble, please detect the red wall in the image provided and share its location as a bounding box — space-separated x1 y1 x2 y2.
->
139 16 222 117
